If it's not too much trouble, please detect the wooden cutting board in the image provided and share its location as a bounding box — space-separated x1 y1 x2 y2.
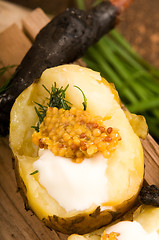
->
0 6 159 240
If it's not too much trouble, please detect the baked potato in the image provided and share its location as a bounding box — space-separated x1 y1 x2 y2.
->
68 205 159 240
10 64 145 234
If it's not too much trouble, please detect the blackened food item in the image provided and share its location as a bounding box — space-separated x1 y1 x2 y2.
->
140 185 159 206
0 1 119 136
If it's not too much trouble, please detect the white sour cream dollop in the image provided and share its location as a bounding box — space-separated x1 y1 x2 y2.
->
33 149 108 212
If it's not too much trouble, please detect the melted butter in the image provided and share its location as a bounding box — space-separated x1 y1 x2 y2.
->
33 149 108 212
102 221 159 240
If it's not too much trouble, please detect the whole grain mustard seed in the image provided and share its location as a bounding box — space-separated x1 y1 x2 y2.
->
32 107 121 162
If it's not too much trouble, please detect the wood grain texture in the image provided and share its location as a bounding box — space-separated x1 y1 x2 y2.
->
0 1 30 33
141 135 159 186
0 137 67 240
0 5 159 240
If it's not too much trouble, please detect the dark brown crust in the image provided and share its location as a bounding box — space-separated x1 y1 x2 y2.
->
13 154 141 234
139 185 159 206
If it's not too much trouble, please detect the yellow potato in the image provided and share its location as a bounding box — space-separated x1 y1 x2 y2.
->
124 108 148 139
68 205 159 240
10 64 145 234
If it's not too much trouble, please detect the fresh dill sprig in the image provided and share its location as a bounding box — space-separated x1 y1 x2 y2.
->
74 85 87 110
32 83 72 132
30 170 39 175
44 83 72 110
32 103 47 132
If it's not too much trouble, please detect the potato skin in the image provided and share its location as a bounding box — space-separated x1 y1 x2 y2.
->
10 64 144 234
14 156 30 211
42 197 140 234
68 205 159 240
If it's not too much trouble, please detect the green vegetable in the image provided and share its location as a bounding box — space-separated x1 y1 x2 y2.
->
77 0 159 141
32 83 72 132
30 170 39 175
82 30 159 142
75 0 85 10
32 84 88 132
74 85 87 110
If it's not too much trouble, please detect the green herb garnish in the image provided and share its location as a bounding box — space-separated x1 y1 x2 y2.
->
42 83 72 110
32 83 88 132
32 103 47 132
32 83 72 132
74 85 87 110
30 170 39 175
0 65 17 93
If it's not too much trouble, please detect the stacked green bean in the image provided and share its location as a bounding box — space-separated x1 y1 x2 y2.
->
83 30 159 142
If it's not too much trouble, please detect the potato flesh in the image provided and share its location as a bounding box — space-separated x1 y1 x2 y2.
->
10 64 144 220
17 156 67 218
124 110 148 139
133 205 159 233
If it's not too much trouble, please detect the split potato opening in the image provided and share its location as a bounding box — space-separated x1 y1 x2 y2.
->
10 64 145 234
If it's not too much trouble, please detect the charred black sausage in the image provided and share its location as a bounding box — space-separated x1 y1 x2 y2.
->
0 0 131 136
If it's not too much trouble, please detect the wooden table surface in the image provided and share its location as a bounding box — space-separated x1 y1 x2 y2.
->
0 1 159 240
